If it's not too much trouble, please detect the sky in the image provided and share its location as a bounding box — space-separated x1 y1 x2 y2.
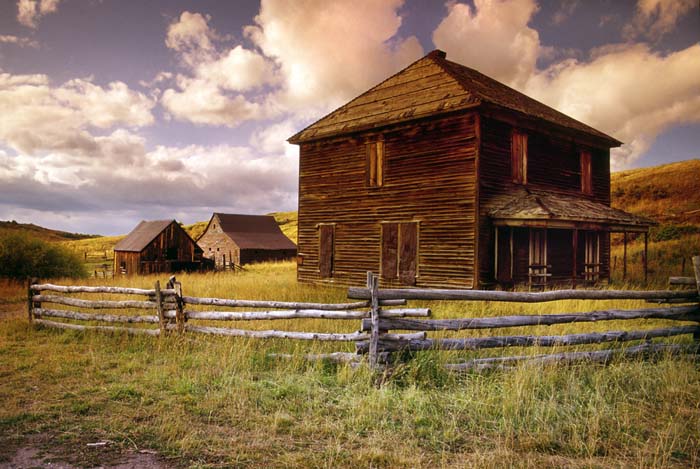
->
0 0 698 236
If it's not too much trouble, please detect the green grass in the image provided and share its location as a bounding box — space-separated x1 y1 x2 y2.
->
1 262 699 467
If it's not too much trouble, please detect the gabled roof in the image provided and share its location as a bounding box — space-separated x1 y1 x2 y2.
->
288 50 621 146
209 213 297 250
114 220 174 252
488 187 655 230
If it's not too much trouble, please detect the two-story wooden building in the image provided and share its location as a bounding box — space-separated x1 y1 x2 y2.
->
289 50 653 289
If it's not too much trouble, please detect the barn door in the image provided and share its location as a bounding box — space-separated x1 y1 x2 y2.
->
528 228 548 288
381 221 418 285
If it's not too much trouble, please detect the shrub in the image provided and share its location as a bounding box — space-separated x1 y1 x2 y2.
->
0 233 86 280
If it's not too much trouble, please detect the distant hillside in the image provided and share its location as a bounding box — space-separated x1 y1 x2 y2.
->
0 220 99 242
611 159 700 225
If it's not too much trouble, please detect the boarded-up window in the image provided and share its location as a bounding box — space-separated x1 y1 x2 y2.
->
319 224 335 278
381 223 398 281
511 130 527 184
580 150 592 195
381 222 418 285
366 140 384 187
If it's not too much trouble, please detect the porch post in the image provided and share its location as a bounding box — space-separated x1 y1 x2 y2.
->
623 231 628 281
572 229 578 289
644 231 648 284
494 226 499 281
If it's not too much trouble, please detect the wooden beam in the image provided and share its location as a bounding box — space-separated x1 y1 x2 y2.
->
572 229 578 289
644 232 649 284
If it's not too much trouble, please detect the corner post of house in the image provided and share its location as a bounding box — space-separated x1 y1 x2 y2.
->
693 256 700 342
623 231 628 281
367 271 381 372
572 229 578 289
643 231 649 284
154 280 165 336
27 277 38 323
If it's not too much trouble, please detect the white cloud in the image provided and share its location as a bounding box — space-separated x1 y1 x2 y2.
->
245 0 423 116
432 0 700 169
160 12 274 127
0 34 39 48
250 119 299 158
432 0 541 89
17 0 59 28
623 0 696 41
0 72 155 156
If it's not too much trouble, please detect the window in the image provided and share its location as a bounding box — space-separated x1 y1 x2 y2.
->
381 222 418 285
318 224 335 278
366 139 384 187
580 150 592 195
511 130 527 184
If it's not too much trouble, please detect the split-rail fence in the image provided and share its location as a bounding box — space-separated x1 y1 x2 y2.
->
27 257 700 371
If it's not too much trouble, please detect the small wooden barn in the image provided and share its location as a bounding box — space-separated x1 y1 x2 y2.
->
114 220 205 275
197 213 297 269
289 49 654 289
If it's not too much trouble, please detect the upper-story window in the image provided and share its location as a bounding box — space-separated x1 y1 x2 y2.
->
366 139 384 187
580 149 592 195
511 130 527 184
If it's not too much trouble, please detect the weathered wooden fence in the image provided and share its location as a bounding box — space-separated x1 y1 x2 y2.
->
349 257 700 370
27 257 700 372
27 276 427 362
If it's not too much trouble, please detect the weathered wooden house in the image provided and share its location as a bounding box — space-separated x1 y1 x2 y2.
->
114 220 205 275
289 50 653 289
196 213 297 269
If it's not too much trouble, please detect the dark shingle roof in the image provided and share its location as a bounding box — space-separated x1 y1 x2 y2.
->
488 187 655 229
114 220 174 252
289 50 621 146
212 213 297 250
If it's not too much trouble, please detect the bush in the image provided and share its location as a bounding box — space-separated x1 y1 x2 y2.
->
0 233 86 280
650 224 700 242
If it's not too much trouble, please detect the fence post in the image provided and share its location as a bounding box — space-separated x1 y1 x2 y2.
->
693 256 700 342
27 277 38 323
154 280 165 335
174 280 185 334
367 272 380 370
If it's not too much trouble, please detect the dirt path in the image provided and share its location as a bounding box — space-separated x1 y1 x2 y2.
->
1 446 171 469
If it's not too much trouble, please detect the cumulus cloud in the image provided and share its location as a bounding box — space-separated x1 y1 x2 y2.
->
245 0 423 116
433 0 541 89
0 141 298 234
623 0 696 41
17 0 59 28
432 0 700 169
0 73 155 156
160 11 274 127
0 34 39 48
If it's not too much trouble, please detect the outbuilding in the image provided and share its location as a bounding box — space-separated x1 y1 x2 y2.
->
197 213 297 269
114 220 205 275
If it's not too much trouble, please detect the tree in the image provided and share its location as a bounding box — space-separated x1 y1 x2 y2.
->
0 233 86 280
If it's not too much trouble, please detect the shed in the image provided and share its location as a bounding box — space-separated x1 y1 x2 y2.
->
197 213 297 269
114 220 205 275
288 49 654 289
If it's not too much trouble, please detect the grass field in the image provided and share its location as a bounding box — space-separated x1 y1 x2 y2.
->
1 262 699 467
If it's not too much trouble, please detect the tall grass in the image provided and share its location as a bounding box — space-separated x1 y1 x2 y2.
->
1 262 699 467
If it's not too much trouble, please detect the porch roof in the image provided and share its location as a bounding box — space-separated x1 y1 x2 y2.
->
488 188 655 232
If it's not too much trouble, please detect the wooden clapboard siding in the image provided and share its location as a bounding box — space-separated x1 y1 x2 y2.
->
477 115 613 285
297 111 478 288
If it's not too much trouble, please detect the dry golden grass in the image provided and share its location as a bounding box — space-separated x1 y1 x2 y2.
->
1 262 699 467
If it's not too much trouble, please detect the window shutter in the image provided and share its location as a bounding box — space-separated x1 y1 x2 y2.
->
381 223 398 280
398 222 418 285
581 150 592 195
511 131 527 184
319 224 334 278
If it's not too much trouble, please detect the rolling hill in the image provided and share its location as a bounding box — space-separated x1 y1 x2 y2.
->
0 220 98 242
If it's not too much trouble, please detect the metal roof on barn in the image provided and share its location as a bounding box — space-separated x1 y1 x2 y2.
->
211 213 297 250
288 50 621 146
114 220 174 252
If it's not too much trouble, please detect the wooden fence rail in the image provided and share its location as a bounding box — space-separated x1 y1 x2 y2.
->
352 256 700 370
26 256 700 373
